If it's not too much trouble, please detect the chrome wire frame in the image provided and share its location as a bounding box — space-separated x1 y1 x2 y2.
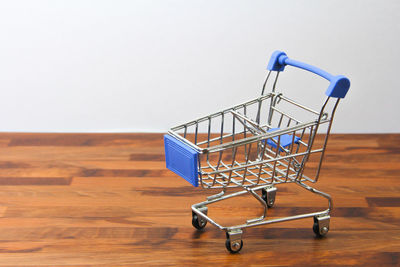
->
168 71 340 234
192 180 332 233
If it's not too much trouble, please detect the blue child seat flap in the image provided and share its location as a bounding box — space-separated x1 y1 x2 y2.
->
266 128 301 151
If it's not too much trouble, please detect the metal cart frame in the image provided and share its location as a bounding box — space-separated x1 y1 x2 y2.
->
164 50 350 253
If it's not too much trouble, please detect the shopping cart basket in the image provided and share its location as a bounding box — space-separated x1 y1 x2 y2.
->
164 50 350 253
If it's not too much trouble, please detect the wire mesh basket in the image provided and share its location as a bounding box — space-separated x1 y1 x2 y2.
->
164 50 350 253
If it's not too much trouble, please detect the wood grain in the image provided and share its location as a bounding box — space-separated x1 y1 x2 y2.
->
0 133 399 266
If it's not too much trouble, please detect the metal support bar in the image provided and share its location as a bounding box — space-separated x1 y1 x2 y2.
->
191 181 332 232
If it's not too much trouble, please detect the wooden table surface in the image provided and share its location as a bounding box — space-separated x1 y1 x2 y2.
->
0 133 398 266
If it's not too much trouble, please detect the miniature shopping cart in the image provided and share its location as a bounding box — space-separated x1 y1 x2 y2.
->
164 50 350 253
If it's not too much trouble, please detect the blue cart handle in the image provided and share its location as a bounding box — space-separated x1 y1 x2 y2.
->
267 51 350 98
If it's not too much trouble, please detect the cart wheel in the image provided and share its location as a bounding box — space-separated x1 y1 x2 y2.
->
192 212 207 230
262 187 276 208
313 215 330 237
225 239 243 254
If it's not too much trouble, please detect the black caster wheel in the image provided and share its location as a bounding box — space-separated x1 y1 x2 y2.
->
313 222 322 237
313 216 330 237
192 212 207 230
225 239 243 254
262 187 276 208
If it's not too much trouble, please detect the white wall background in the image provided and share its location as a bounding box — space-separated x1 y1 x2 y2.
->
0 0 399 133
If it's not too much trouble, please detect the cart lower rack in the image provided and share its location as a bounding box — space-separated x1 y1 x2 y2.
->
164 50 350 253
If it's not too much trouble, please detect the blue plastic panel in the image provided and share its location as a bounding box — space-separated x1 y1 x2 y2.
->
266 128 301 151
164 134 199 187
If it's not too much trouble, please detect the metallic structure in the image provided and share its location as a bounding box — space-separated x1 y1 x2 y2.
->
164 51 350 253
